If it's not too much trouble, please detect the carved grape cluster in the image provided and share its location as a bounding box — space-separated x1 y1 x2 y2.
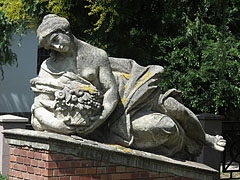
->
54 85 103 112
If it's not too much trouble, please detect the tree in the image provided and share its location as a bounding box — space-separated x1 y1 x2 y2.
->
1 0 240 117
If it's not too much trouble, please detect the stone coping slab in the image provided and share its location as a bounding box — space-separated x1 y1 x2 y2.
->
0 115 28 122
3 129 218 180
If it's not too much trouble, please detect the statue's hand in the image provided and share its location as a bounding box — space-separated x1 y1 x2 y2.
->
34 107 75 134
30 77 39 87
53 119 75 134
80 115 102 135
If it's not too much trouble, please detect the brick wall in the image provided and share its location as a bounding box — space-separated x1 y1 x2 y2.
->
8 145 191 180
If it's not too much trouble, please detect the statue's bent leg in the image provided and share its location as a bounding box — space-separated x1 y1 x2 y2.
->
131 111 185 156
161 97 226 151
162 97 206 143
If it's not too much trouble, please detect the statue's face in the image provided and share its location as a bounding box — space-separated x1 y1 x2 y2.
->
45 31 72 53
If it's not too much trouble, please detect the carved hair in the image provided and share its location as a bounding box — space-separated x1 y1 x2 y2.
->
37 14 70 47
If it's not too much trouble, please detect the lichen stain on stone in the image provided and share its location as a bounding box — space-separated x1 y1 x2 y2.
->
112 144 132 153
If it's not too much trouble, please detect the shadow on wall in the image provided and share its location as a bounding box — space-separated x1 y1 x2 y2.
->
0 93 33 113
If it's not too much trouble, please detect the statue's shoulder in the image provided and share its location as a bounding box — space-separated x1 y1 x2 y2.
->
78 40 108 60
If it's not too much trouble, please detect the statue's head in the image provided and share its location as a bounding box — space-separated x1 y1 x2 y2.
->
37 14 73 53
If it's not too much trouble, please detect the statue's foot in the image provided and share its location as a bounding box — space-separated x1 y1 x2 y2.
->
205 134 226 151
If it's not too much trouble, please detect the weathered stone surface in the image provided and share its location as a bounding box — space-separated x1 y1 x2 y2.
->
30 14 225 159
3 129 218 180
0 115 28 175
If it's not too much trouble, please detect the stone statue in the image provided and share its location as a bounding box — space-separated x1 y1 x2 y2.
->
30 14 226 159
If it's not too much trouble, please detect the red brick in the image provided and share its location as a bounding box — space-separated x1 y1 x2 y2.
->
16 171 23 178
38 161 45 168
116 166 126 172
100 175 108 180
158 172 173 177
16 156 23 164
27 166 34 174
13 148 20 156
126 167 136 172
19 149 28 157
60 177 70 180
53 169 64 176
86 167 96 174
71 161 81 168
31 159 38 167
138 171 150 178
42 153 53 161
65 169 75 175
58 161 70 168
12 163 17 170
91 175 100 180
8 177 13 180
97 167 106 174
41 169 53 177
23 157 31 165
9 148 14 155
9 155 16 162
22 172 30 179
47 178 58 180
150 172 159 178
100 161 109 166
38 176 45 180
111 174 121 179
28 151 34 158
54 154 64 160
80 176 91 180
8 169 15 177
70 176 80 180
93 160 101 166
34 152 42 160
167 178 181 180
65 155 74 160
45 161 58 169
34 167 42 175
130 172 138 179
11 163 16 170
120 173 132 179
9 162 13 169
106 166 116 173
29 174 39 180
81 160 92 167
75 168 86 175
16 164 26 171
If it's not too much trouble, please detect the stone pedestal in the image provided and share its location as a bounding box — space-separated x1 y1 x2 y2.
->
0 115 28 175
3 129 218 180
196 113 224 176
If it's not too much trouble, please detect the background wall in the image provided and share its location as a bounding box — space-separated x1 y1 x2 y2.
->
0 30 37 113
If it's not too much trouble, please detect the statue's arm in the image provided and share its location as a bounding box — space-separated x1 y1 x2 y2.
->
32 107 75 134
84 54 119 134
98 59 119 120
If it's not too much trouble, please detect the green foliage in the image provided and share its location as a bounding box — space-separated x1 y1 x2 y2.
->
0 0 240 115
0 0 40 79
0 174 8 180
0 11 17 79
153 0 240 114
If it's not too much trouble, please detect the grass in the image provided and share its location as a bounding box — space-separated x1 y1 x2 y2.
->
0 175 8 180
